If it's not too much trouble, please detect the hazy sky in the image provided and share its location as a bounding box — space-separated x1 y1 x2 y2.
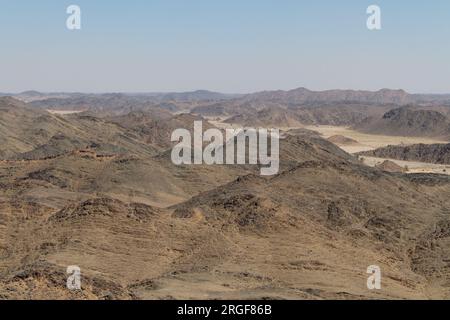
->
1 0 449 93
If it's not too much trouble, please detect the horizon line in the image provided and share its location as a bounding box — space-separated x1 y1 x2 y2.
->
2 87 450 96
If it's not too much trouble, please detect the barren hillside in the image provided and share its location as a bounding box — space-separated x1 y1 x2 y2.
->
2 94 450 300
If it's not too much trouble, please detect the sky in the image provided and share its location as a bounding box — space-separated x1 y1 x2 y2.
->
0 0 449 94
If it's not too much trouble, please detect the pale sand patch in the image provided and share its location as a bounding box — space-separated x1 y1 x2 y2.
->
207 118 245 130
46 110 85 115
104 192 187 208
208 118 301 131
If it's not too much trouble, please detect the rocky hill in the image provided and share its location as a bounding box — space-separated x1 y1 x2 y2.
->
359 143 450 165
375 160 406 173
327 135 359 146
354 107 450 138
224 106 303 127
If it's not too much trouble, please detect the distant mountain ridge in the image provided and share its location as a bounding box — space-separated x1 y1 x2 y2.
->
7 87 450 106
12 90 240 105
242 88 450 105
7 89 450 130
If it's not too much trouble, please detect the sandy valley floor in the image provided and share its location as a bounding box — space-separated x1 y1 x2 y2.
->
305 125 449 153
303 125 450 175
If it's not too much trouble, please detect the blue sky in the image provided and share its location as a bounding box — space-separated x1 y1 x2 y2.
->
0 0 449 93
